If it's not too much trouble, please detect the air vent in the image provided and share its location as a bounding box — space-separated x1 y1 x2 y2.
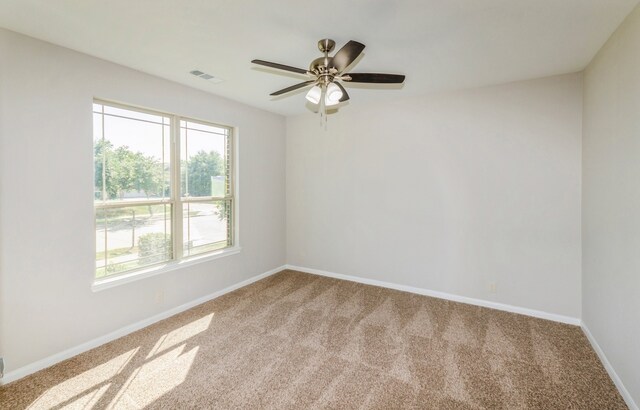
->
190 69 223 84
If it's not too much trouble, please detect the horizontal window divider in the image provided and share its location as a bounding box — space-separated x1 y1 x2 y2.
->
93 111 166 126
95 199 173 208
186 239 228 249
97 254 170 270
179 116 231 131
179 126 227 136
181 196 232 203
95 259 172 283
94 99 171 119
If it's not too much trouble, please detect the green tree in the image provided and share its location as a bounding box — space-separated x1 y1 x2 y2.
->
94 140 165 201
94 139 117 199
184 150 225 197
111 146 137 199
138 232 171 264
132 152 162 198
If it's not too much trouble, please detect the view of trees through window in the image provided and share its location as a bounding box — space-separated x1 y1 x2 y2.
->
94 102 233 278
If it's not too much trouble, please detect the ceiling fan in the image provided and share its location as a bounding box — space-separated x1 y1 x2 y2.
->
251 39 405 111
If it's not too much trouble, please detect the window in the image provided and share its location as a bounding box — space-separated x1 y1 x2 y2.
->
93 101 234 280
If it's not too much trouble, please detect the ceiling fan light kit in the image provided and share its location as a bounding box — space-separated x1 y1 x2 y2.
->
252 39 405 119
325 82 343 106
305 85 322 104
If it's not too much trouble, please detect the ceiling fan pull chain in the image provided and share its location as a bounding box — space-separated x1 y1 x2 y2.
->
319 84 326 127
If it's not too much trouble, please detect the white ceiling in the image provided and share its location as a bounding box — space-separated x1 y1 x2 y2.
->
0 0 637 116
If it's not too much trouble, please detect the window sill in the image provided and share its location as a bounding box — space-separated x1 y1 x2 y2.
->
91 247 242 292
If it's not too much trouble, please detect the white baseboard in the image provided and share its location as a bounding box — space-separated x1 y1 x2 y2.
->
285 265 581 326
0 265 286 386
581 323 638 410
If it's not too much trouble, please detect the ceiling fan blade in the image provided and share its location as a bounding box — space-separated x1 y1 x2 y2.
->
332 40 365 72
335 82 350 102
270 80 316 96
252 59 308 75
343 73 405 84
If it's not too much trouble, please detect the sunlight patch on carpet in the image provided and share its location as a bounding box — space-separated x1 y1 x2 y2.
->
115 345 200 408
27 348 139 409
146 313 213 359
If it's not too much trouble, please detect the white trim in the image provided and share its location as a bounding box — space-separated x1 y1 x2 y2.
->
581 323 639 410
92 247 242 292
286 265 581 326
1 265 286 386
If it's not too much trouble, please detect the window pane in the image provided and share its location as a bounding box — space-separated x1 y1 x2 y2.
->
94 112 105 201
96 204 172 278
181 121 229 198
93 106 171 203
183 200 231 257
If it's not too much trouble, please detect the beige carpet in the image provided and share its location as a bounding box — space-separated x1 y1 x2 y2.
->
0 270 627 409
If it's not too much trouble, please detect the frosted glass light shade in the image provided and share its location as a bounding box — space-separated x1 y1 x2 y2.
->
305 85 322 104
325 82 343 106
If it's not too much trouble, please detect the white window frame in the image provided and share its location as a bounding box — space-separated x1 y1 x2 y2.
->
92 100 239 291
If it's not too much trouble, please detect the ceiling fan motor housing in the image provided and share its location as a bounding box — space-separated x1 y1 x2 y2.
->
310 57 338 84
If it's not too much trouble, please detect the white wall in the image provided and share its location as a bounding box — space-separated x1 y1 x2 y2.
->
287 74 583 318
0 29 286 374
583 4 640 406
